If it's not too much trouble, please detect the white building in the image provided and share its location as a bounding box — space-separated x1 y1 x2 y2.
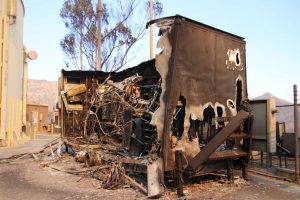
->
0 0 27 146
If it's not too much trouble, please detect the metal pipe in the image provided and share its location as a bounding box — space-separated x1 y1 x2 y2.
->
294 84 299 183
276 104 300 107
22 47 28 126
8 0 17 25
0 5 8 143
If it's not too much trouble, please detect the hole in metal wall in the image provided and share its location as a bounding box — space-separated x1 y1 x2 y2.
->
236 80 242 111
217 106 223 117
227 100 235 109
172 95 186 142
236 52 240 65
188 115 201 142
216 106 225 132
203 105 216 142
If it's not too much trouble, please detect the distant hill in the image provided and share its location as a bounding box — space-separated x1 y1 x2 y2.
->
27 79 58 113
252 92 299 132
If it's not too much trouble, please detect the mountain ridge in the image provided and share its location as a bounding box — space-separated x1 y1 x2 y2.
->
27 79 58 113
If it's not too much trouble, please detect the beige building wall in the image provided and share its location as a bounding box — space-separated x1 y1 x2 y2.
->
27 104 49 132
0 0 25 146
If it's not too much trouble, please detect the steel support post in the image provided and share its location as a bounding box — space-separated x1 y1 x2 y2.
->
227 159 234 183
175 150 184 197
294 84 299 183
242 159 248 181
260 151 263 166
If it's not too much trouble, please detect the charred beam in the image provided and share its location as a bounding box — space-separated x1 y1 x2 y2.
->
187 110 250 173
175 150 184 197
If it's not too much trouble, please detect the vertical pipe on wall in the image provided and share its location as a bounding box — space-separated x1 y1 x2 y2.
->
16 99 19 140
6 96 12 146
0 0 8 143
11 97 15 141
22 47 27 126
0 17 3 142
8 0 16 25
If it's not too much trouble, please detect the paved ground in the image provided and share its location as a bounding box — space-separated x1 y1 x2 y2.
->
1 136 300 199
1 159 300 200
0 134 60 159
184 177 300 200
0 159 140 200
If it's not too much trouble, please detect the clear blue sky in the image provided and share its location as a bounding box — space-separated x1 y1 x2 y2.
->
24 0 300 102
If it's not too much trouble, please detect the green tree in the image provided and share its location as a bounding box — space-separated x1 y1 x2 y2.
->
60 0 163 71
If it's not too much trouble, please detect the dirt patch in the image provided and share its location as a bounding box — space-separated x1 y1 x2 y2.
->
0 159 142 200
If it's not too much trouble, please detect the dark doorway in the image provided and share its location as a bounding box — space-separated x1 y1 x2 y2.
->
172 95 186 141
236 80 242 111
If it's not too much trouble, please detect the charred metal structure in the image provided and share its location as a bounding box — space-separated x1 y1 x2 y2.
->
58 15 253 196
59 60 161 156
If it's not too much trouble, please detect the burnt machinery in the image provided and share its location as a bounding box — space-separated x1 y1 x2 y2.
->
58 15 253 197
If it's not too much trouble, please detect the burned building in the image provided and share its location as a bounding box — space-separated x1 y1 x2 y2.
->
58 15 253 197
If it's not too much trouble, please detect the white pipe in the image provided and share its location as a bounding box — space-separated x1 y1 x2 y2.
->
22 46 27 126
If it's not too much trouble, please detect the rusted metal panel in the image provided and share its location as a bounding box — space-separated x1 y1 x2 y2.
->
150 15 247 171
208 149 248 161
148 15 244 39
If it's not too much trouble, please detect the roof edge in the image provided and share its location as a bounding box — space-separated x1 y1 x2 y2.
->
147 15 244 40
27 103 49 107
19 0 25 17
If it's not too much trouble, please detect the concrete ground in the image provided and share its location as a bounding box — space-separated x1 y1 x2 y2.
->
183 175 300 200
0 134 60 159
1 159 300 200
1 137 300 199
0 159 139 200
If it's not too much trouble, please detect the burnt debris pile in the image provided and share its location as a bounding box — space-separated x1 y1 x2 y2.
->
55 60 162 192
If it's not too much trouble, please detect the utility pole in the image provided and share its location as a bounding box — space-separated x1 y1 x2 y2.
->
97 0 102 70
294 84 300 183
149 0 154 59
